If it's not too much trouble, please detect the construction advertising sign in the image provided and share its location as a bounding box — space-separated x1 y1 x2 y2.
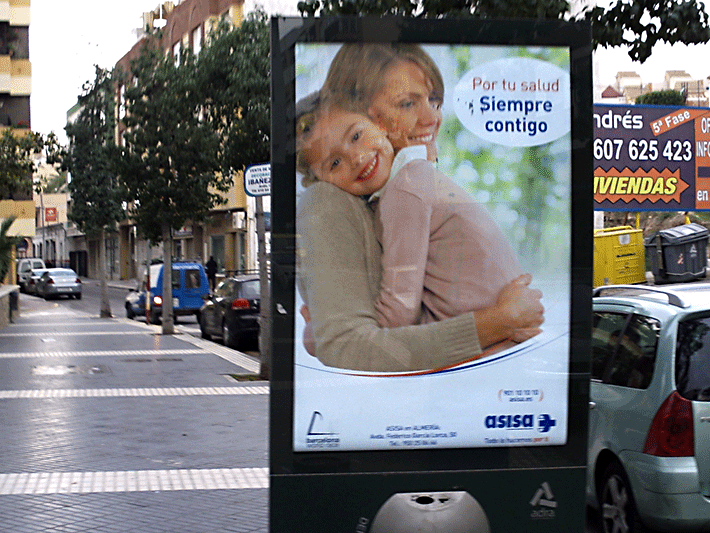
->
594 103 710 211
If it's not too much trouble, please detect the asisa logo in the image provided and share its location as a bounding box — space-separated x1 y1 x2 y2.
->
485 414 534 429
484 413 557 433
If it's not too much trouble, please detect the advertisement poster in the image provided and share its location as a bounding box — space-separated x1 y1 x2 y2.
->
293 43 573 452
594 103 710 211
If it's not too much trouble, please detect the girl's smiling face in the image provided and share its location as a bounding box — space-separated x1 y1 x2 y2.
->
303 107 394 197
367 59 443 161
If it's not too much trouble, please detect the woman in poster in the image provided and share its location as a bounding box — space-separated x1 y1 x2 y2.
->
296 43 544 372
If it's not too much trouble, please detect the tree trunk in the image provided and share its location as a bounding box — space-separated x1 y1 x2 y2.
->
98 228 112 318
161 223 174 335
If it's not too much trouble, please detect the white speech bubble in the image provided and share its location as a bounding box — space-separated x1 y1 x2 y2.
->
453 57 570 147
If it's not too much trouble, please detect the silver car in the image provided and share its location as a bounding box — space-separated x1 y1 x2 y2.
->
588 284 710 533
36 268 82 300
26 268 48 296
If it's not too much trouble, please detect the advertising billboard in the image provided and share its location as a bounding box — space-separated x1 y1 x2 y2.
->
270 16 592 533
594 103 710 211
293 42 571 452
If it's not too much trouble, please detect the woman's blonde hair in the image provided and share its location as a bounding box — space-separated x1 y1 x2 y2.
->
322 44 444 114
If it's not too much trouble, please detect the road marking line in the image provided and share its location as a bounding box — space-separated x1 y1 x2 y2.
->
0 349 205 359
0 385 268 399
0 331 148 337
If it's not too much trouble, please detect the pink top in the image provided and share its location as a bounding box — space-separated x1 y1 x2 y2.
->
374 150 522 327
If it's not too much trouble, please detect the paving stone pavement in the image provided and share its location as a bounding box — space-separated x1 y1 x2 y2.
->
0 293 269 532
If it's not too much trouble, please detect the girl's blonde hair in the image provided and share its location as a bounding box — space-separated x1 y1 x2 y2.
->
322 44 444 113
295 91 360 187
295 91 323 186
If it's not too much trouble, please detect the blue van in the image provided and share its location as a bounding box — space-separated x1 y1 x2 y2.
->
143 262 210 324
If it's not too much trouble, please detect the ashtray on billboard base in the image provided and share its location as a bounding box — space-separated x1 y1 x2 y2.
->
370 491 490 533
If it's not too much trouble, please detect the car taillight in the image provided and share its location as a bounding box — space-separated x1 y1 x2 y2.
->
153 295 163 307
76 278 81 284
232 298 250 310
47 278 54 284
643 391 694 457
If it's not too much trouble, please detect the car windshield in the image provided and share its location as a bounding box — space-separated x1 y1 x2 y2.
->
240 280 260 299
676 314 710 401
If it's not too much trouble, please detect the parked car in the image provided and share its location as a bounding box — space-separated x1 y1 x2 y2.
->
36 268 82 300
26 268 48 296
588 284 710 533
199 275 260 349
124 278 147 319
16 258 46 292
126 262 209 324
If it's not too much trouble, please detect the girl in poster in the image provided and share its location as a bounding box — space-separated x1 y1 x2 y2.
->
296 44 544 372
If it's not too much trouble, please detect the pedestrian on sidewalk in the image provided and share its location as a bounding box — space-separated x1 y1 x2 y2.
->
206 256 218 291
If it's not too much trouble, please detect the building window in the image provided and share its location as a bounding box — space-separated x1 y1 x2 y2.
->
192 25 202 56
173 41 180 65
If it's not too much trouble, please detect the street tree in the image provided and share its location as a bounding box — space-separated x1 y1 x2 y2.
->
196 9 271 378
297 0 710 63
117 42 228 335
636 89 686 106
0 216 20 283
63 66 124 318
197 9 270 175
0 128 46 199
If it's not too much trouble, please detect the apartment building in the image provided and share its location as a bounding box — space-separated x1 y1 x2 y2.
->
114 0 254 281
598 69 710 107
0 0 32 283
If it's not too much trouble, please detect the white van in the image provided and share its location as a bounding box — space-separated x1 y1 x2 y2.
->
17 258 46 292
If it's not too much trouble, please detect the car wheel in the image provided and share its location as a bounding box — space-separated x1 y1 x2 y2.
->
200 314 212 340
126 304 135 319
222 319 238 349
149 312 160 325
599 461 647 533
76 293 82 300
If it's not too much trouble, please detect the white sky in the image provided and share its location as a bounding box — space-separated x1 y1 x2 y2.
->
28 1 710 144
29 0 299 144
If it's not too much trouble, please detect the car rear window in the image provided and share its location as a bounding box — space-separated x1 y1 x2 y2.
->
592 312 659 389
676 315 710 401
184 269 202 289
240 280 260 299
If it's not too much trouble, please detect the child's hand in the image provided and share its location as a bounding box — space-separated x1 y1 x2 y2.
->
300 305 311 323
300 305 316 356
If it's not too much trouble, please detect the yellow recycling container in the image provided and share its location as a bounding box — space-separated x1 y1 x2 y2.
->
594 226 647 287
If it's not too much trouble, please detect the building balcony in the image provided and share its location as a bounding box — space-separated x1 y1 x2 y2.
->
0 1 30 26
0 54 30 95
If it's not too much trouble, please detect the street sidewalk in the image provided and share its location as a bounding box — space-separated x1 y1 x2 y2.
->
1 292 268 532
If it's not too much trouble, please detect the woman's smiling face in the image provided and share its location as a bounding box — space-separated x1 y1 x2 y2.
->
367 60 443 161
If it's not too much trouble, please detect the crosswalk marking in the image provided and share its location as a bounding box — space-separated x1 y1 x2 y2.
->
0 385 268 399
0 467 269 495
0 330 149 337
0 349 205 358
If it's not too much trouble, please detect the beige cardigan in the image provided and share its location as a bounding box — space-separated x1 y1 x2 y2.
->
297 181 482 372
